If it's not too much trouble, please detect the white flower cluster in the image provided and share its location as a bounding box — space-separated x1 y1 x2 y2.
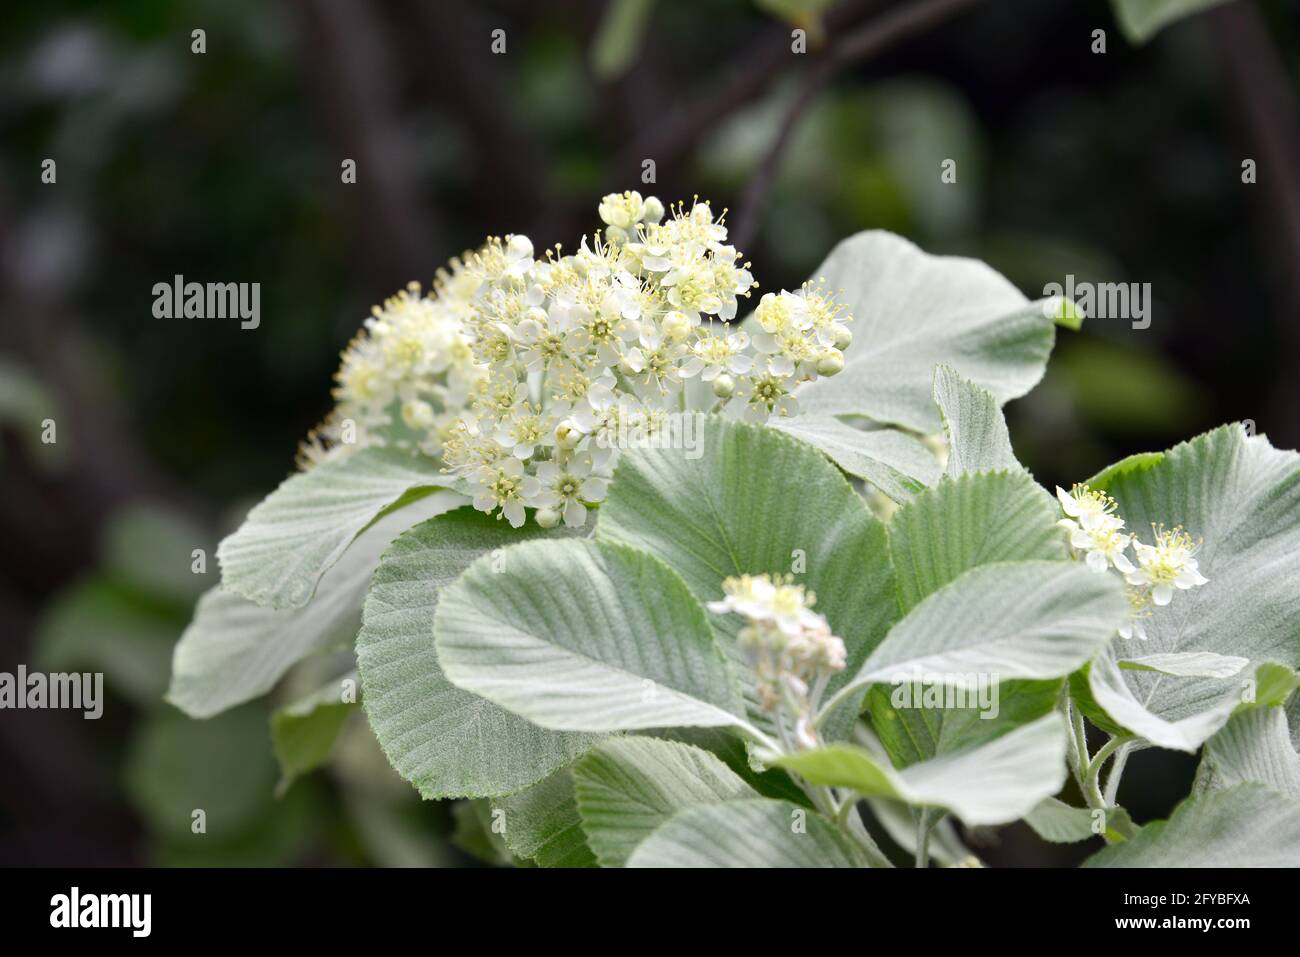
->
1056 484 1209 639
708 573 847 750
302 192 854 529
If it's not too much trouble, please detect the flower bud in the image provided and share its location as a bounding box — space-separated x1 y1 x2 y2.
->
832 326 853 351
662 310 691 340
816 349 845 377
554 420 583 450
642 196 665 224
401 399 435 431
507 234 533 261
535 507 560 529
711 374 735 399
605 225 629 245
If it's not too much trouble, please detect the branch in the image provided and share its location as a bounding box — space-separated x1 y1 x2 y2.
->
618 0 883 185
730 0 984 250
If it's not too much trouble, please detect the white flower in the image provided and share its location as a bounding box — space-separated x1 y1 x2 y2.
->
534 455 608 527
680 330 752 381
1060 515 1135 574
1125 525 1209 606
468 457 543 528
1056 483 1121 531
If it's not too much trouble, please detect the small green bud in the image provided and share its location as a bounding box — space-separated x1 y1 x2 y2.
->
832 326 852 351
712 374 735 398
642 196 665 224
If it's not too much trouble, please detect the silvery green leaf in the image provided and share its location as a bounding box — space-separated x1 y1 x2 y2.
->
573 736 755 867
776 714 1068 827
1023 797 1133 844
1119 652 1249 679
792 231 1061 433
435 539 749 735
1195 706 1300 798
932 364 1024 476
625 798 863 868
596 415 897 739
357 508 597 799
491 767 597 868
769 414 941 503
169 494 458 719
1084 784 1300 867
218 447 458 608
834 560 1126 708
888 470 1065 613
1087 425 1300 751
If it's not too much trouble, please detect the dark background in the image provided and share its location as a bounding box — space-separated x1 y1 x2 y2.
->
1 0 1297 866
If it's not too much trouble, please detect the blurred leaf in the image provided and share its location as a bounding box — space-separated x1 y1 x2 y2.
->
0 357 66 472
1054 337 1205 434
103 505 211 607
1111 0 1236 44
450 799 513 866
36 578 178 708
124 705 278 844
590 0 654 80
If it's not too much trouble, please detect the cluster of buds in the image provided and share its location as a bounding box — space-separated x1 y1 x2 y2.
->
301 192 855 530
1056 484 1209 639
708 574 847 751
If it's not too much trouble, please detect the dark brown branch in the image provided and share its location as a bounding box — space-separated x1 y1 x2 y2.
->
730 0 985 250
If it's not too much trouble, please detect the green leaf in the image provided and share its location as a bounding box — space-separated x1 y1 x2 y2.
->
169 495 455 719
867 678 1062 769
1111 0 1235 44
769 414 941 503
217 447 459 608
832 561 1127 710
1083 652 1243 753
573 736 755 867
596 416 897 738
270 672 357 796
590 0 654 80
1024 797 1133 844
492 767 597 868
626 798 863 868
1118 652 1249 679
1085 784 1300 867
357 508 597 799
661 727 811 806
1087 425 1300 750
888 470 1064 613
776 715 1068 826
124 705 278 843
792 231 1059 433
1195 707 1300 798
450 800 513 866
37 578 178 708
932 365 1021 475
435 538 749 735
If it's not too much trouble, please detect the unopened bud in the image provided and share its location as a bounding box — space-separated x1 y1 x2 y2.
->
401 399 435 430
605 225 629 245
642 196 665 224
535 507 560 529
816 349 844 377
662 311 691 340
554 420 583 450
832 326 852 351
711 374 735 399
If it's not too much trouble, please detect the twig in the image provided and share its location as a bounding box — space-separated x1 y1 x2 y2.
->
731 0 984 250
